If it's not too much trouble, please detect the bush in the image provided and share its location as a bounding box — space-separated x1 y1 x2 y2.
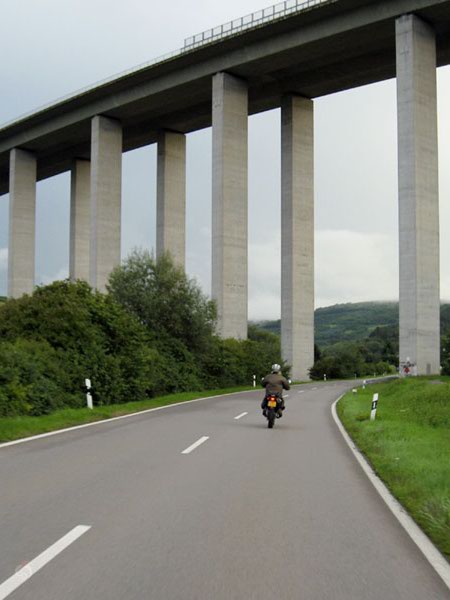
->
0 339 71 416
0 260 290 417
196 328 288 389
0 281 160 412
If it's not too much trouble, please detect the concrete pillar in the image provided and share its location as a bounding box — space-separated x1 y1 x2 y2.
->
156 131 186 267
396 15 440 375
281 96 314 381
212 72 248 339
8 148 37 298
70 159 91 281
90 116 122 292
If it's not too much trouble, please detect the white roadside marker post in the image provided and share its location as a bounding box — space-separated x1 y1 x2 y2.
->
363 380 366 390
253 374 256 388
324 374 327 382
85 378 93 410
370 393 379 421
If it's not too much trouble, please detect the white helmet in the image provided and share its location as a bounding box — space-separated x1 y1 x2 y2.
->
271 364 281 373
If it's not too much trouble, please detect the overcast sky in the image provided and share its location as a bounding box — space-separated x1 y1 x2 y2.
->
0 0 449 319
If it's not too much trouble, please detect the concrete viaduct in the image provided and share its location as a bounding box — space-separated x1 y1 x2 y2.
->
1 0 450 379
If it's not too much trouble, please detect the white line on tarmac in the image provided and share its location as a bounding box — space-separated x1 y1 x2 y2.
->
331 397 450 591
284 395 290 398
181 436 209 455
0 389 259 450
298 390 305 394
0 525 91 600
234 412 248 420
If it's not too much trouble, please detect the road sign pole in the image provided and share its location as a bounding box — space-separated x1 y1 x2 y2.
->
370 393 379 421
85 378 93 410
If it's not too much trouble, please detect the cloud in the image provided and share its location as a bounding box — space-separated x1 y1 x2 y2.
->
249 239 281 321
39 267 69 287
0 247 7 269
248 229 399 321
316 230 398 307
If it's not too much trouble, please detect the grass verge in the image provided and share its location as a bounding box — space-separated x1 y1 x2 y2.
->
337 377 450 562
0 386 255 444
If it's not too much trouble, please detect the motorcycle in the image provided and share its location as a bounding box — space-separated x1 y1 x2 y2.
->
263 393 283 428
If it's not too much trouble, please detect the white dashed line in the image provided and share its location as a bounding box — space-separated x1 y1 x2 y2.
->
181 436 209 455
0 390 255 450
298 390 305 394
0 526 91 600
234 412 248 420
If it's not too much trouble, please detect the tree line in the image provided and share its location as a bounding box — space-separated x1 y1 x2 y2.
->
0 251 286 417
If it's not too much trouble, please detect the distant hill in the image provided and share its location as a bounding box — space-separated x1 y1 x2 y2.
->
254 301 450 348
314 302 399 346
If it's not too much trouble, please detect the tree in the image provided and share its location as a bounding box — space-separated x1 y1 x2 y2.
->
108 250 216 354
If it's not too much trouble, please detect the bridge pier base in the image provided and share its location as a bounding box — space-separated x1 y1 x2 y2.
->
396 15 440 375
90 116 122 292
70 159 91 282
8 148 36 298
281 96 314 382
212 72 248 340
157 131 186 267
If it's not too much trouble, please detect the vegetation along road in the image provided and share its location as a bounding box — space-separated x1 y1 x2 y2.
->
338 377 450 563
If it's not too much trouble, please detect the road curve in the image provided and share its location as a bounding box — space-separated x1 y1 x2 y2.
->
0 383 448 599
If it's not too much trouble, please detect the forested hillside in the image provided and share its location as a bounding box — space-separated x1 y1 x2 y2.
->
254 302 450 379
256 302 450 347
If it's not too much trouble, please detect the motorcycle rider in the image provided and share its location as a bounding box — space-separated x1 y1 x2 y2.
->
261 364 290 418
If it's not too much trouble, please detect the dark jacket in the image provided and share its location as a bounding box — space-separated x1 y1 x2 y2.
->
262 372 290 395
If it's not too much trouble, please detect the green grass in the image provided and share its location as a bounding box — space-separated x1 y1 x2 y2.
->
0 385 256 443
337 377 450 561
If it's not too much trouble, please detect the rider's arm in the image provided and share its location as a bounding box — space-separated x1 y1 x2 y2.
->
282 377 291 390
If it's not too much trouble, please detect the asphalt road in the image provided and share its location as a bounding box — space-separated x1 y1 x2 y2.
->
0 382 448 599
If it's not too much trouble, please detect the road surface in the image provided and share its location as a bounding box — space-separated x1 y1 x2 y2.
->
0 382 448 599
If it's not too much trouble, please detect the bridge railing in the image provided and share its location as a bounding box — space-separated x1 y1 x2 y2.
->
184 0 337 49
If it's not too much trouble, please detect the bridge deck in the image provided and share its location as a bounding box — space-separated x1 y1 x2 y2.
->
1 0 450 194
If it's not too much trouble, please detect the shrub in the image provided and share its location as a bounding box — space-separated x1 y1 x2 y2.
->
0 339 71 416
0 281 159 411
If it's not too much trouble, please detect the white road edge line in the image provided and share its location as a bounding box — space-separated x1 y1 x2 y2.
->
298 390 305 394
331 396 450 591
0 389 258 450
181 436 209 455
234 412 248 420
0 525 91 600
